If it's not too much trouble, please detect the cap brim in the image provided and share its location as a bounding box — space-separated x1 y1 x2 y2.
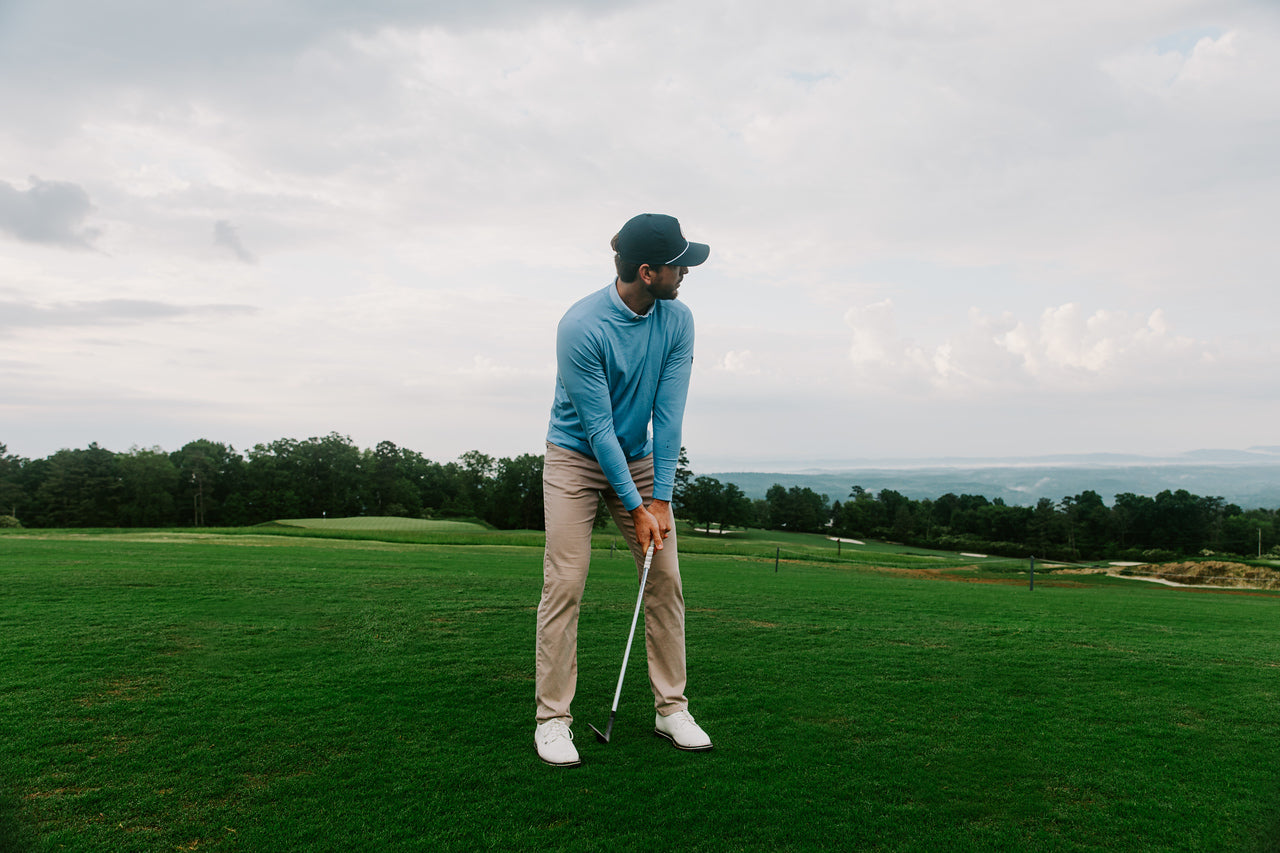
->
667 241 710 267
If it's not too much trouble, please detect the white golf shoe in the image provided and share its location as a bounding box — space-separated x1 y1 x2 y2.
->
654 710 713 751
535 719 581 767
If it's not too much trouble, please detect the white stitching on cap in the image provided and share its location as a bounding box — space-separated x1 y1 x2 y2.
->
665 241 690 265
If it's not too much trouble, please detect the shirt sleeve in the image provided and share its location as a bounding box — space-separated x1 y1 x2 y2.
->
556 319 645 511
650 311 694 503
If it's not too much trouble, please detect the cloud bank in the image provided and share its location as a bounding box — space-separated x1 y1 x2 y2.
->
0 0 1276 467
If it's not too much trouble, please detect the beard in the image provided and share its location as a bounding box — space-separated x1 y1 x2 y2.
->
645 268 683 301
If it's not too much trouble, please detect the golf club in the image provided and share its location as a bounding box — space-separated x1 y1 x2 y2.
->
589 541 655 745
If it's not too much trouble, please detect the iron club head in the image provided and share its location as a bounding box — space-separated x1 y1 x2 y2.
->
589 711 615 744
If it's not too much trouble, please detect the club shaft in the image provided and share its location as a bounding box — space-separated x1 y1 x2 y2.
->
609 543 654 714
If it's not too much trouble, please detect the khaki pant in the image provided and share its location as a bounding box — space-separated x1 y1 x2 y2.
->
536 442 688 724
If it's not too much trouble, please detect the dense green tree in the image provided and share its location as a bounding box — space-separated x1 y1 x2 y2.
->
366 441 425 518
0 443 26 518
231 433 364 522
932 492 961 530
1112 492 1153 549
242 439 306 522
751 497 772 530
684 475 725 531
1150 489 1210 552
171 439 246 526
1028 497 1059 557
1060 491 1111 558
33 444 123 527
298 433 365 518
877 489 909 530
14 456 49 523
949 494 991 538
764 484 786 526
488 453 544 530
978 500 1031 544
118 447 180 527
719 482 753 530
445 450 494 519
765 484 830 533
890 502 914 542
836 486 881 537
413 457 462 515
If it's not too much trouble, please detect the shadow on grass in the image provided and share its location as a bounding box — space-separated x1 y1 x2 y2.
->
0 789 29 853
1258 810 1280 853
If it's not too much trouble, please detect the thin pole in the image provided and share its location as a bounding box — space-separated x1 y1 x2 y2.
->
590 543 655 745
1029 556 1035 591
775 547 780 572
609 544 654 713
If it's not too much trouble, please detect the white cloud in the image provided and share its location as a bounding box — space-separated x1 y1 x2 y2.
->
844 301 898 368
713 350 760 375
840 299 1211 396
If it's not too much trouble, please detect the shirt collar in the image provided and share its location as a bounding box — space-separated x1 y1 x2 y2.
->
609 279 652 321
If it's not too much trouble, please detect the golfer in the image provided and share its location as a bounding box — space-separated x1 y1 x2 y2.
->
535 213 714 767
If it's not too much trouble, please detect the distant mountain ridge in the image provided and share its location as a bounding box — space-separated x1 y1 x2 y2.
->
708 448 1280 509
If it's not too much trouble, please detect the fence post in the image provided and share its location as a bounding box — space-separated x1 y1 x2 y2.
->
1029 555 1035 591
775 547 780 573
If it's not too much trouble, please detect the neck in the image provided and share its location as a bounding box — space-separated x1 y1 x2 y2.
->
614 277 656 316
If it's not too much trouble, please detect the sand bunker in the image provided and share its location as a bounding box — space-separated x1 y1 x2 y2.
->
1060 560 1280 591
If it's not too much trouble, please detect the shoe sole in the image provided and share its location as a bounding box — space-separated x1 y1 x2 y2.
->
653 729 714 752
538 753 582 767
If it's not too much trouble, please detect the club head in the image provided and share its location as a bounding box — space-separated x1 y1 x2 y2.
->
588 723 610 744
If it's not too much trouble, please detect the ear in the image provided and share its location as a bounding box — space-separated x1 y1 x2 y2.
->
638 263 655 283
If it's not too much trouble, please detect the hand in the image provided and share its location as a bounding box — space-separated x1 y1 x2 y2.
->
629 504 664 553
647 499 674 542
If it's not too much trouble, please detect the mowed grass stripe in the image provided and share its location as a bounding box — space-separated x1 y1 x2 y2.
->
0 535 1278 851
273 516 492 532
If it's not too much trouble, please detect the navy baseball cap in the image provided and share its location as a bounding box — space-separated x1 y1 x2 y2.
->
614 214 710 267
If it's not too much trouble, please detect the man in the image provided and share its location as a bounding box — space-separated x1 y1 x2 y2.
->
535 213 713 767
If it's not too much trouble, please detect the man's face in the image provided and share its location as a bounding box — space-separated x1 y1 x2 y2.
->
643 264 688 301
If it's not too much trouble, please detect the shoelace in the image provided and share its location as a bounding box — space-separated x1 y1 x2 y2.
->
668 711 696 727
542 721 573 743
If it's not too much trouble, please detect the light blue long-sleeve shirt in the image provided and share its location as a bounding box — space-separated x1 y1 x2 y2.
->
547 281 694 511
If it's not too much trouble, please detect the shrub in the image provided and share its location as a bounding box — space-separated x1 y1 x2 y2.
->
0 515 22 528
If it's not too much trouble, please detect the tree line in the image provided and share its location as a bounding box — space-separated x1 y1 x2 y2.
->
3 436 1278 561
681 475 1280 562
0 435 543 531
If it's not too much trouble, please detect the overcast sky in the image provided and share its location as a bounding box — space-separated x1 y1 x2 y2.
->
1 0 1277 471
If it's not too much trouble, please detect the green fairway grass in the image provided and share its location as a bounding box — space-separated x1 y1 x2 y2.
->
256 517 1000 570
2 532 1278 851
